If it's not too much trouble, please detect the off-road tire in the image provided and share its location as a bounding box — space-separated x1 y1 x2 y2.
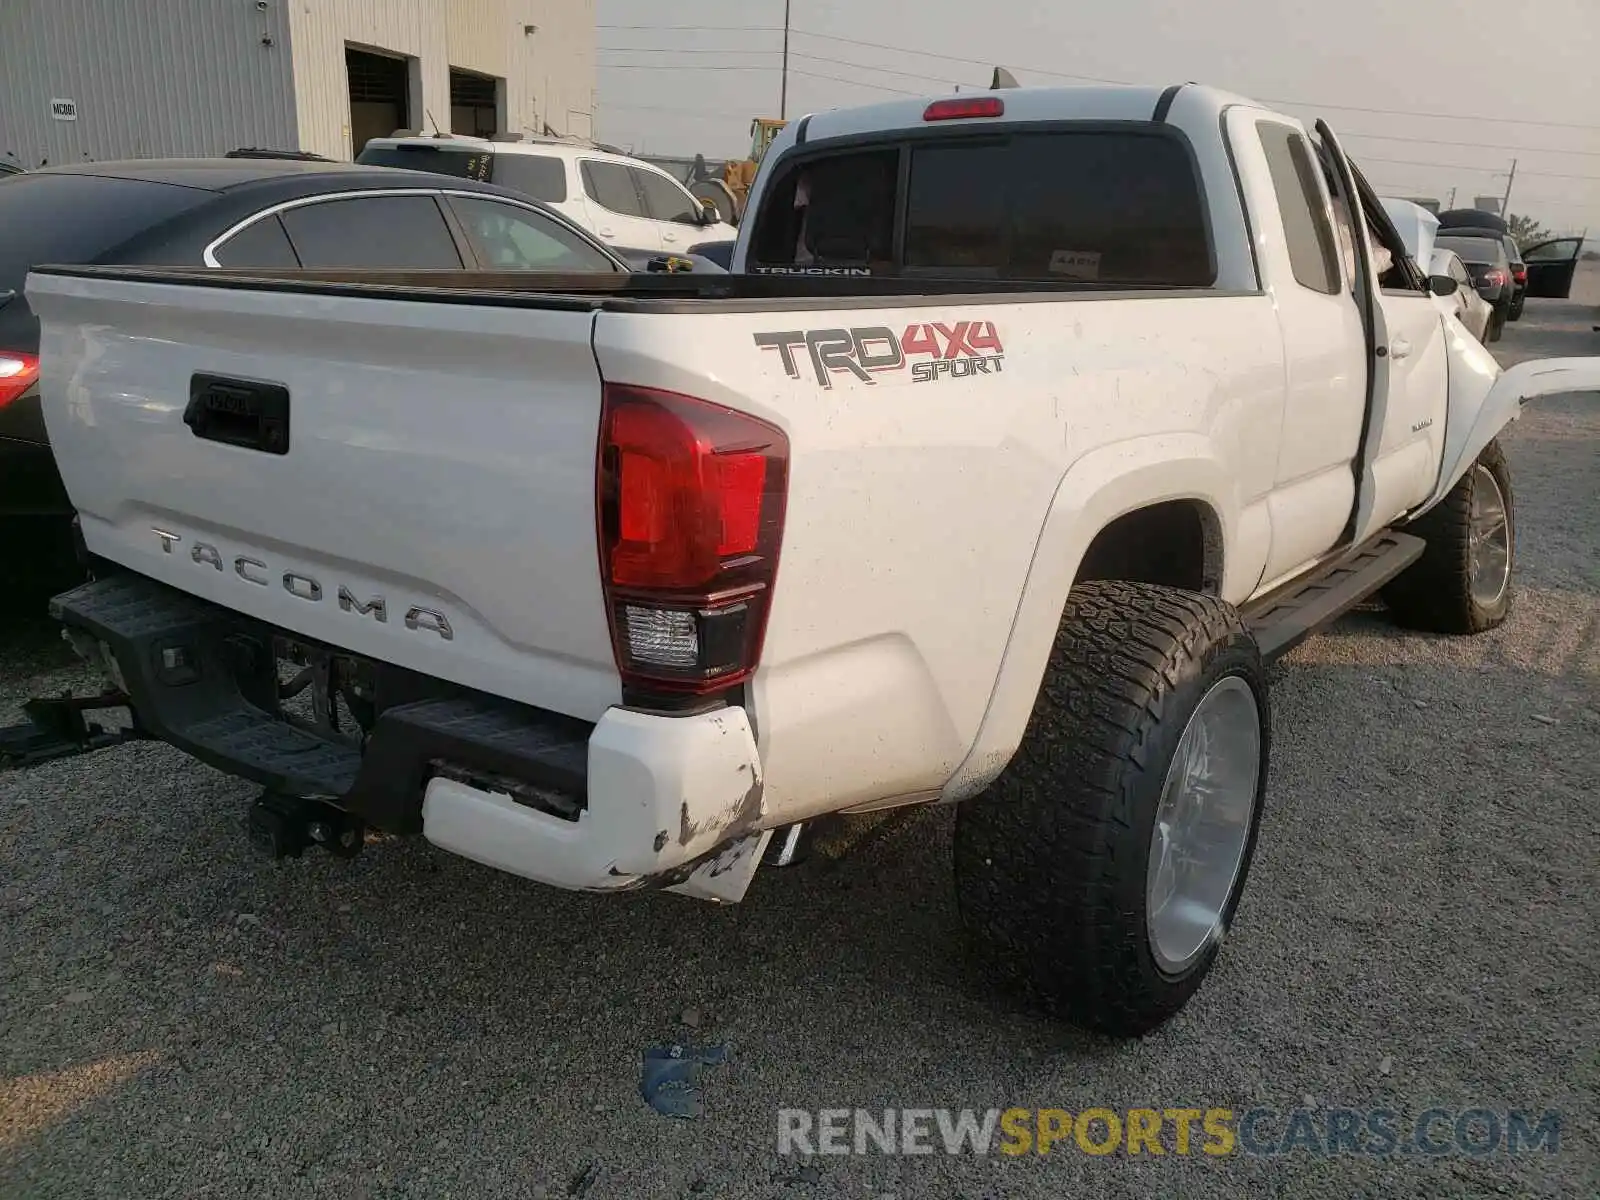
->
1383 439 1515 635
953 582 1270 1038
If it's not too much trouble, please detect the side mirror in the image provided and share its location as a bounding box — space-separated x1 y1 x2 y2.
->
697 198 719 225
1427 274 1459 297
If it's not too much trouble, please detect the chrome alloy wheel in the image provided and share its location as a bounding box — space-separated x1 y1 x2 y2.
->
1146 675 1262 976
1468 464 1512 609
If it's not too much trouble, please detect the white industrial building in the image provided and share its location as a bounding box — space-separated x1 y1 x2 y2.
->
0 0 596 169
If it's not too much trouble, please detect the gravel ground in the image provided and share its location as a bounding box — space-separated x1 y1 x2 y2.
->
2 282 1597 1199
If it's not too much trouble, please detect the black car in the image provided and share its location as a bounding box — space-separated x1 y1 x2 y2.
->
1433 225 1527 320
0 158 638 584
1434 234 1514 342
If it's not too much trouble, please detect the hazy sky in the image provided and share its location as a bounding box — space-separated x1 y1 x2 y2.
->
593 0 1600 234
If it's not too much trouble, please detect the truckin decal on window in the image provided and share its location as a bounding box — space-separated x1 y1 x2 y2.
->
754 321 1004 388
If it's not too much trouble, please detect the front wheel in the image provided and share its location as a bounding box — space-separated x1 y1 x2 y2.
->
1383 440 1515 635
953 582 1270 1037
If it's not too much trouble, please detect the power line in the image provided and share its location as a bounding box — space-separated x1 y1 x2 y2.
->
787 26 1600 131
598 46 781 55
789 67 920 96
1335 130 1600 160
790 51 966 89
1258 95 1600 134
598 63 780 72
596 23 779 31
595 20 1600 136
1355 154 1600 182
601 100 742 122
790 28 1123 83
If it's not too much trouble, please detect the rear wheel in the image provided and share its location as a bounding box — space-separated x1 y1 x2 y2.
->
1383 440 1514 635
953 582 1270 1037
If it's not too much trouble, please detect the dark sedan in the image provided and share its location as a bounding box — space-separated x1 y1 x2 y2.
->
1 158 639 590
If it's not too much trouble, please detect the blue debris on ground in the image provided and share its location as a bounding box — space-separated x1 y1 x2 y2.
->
640 1043 730 1119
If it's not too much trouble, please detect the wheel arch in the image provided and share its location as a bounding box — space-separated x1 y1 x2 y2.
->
940 437 1237 802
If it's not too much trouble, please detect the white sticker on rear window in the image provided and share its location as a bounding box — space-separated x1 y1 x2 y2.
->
1048 249 1102 279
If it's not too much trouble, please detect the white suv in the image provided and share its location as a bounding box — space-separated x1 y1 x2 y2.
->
356 135 736 254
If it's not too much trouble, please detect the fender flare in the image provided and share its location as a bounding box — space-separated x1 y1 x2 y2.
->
1416 351 1600 517
939 434 1236 802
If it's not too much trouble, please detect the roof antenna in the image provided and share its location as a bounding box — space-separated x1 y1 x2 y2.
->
425 109 444 138
990 66 1020 89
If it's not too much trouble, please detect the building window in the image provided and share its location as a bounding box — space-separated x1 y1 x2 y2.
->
450 68 502 138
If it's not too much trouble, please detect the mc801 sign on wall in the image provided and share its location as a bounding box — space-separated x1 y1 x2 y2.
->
50 98 78 121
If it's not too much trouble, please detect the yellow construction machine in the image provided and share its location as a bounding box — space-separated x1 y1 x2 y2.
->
689 117 788 226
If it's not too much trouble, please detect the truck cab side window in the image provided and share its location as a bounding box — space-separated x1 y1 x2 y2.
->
1256 123 1340 295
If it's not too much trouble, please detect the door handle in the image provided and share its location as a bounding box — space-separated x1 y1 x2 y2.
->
598 227 616 238
1390 337 1412 360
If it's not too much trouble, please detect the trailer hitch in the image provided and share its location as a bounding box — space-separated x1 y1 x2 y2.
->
0 691 148 769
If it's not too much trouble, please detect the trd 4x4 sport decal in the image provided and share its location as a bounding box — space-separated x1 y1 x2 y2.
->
754 321 1004 388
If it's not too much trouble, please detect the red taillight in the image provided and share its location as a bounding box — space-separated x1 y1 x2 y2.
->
1483 269 1507 287
597 383 789 697
0 352 40 408
923 96 1004 122
1513 266 1527 284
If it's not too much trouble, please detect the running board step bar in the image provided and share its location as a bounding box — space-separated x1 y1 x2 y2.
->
1243 531 1426 662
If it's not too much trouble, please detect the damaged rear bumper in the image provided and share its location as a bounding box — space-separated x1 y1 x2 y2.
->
49 573 769 901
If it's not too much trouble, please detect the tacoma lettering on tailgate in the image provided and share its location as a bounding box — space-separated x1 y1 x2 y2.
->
754 321 1004 388
152 529 455 640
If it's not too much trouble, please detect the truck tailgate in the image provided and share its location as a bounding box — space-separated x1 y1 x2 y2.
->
26 271 620 722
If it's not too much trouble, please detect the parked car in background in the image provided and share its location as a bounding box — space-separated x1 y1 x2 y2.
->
1522 235 1587 300
1435 234 1512 341
356 134 739 257
1 158 636 588
1432 225 1527 320
1429 246 1493 341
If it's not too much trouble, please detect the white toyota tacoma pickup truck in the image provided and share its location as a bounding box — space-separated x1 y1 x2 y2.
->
23 84 1600 1036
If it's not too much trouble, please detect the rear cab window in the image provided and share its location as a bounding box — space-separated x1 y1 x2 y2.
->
748 127 1215 286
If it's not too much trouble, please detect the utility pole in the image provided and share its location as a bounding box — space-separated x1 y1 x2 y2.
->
780 0 792 119
1446 187 1457 209
1500 158 1517 216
